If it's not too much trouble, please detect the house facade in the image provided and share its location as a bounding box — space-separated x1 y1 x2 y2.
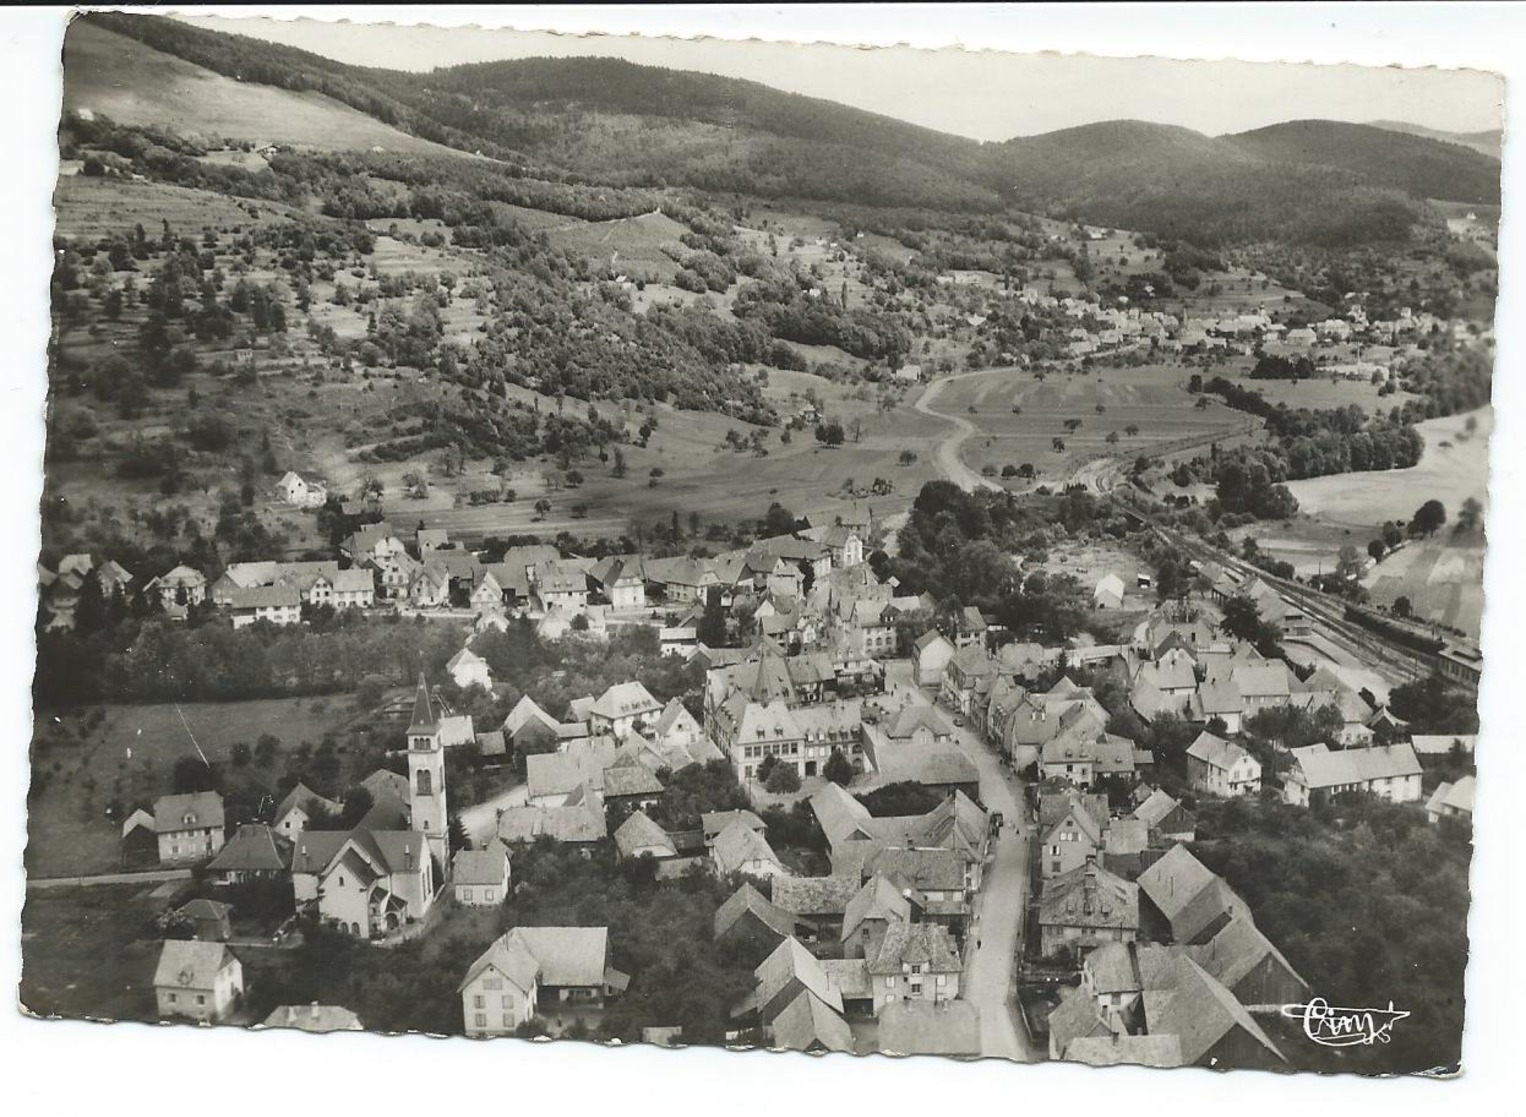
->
153 791 226 864
154 940 244 1024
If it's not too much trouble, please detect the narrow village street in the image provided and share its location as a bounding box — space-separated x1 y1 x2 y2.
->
948 718 1036 1062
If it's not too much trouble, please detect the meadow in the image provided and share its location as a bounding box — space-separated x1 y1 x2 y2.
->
20 883 169 1024
934 363 1253 482
1244 408 1491 636
63 19 465 157
27 695 373 879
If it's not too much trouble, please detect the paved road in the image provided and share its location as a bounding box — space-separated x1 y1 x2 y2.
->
890 682 1035 1061
948 719 1036 1063
458 782 527 845
912 373 1007 493
28 868 192 890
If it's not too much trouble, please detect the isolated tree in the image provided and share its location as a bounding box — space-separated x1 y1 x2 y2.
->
815 421 846 447
764 763 801 794
1125 423 1140 437
1336 544 1364 581
762 502 797 537
1105 431 1120 446
1408 499 1447 538
533 498 552 519
648 467 665 487
1064 418 1083 434
1455 497 1484 535
1394 596 1413 619
1052 437 1066 453
823 749 854 787
448 814 470 855
1367 539 1386 562
565 470 584 489
611 446 628 478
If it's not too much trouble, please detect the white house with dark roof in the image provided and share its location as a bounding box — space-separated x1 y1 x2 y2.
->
152 791 226 864
291 828 435 938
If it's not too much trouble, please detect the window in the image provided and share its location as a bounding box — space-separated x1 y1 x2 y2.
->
475 1013 487 1029
910 964 923 975
502 1015 513 1029
885 976 896 988
484 889 495 903
196 995 206 1006
167 993 177 1004
462 888 473 902
338 875 346 887
502 997 513 1010
936 975 946 987
484 977 503 991
474 995 485 1009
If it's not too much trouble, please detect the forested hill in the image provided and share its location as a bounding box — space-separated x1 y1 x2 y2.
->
989 118 1498 247
76 12 1002 212
1367 120 1503 161
77 13 1499 244
1227 120 1502 206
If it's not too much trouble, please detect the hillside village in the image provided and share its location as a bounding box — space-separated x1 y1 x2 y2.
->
25 11 1489 1080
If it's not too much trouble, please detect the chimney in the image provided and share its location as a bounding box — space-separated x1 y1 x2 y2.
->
404 843 414 870
310 1002 321 1020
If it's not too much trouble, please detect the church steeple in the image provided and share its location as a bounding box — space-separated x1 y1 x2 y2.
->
407 674 438 737
406 674 448 871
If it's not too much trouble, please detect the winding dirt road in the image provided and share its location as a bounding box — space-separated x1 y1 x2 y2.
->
913 371 1009 493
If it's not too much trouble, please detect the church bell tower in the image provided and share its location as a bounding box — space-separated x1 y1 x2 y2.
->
406 674 449 869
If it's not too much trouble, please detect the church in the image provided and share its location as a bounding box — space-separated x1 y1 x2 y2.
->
290 676 450 939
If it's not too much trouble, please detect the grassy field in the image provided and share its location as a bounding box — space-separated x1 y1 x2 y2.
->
936 364 1252 482
1224 374 1419 412
21 882 177 1024
27 696 374 879
407 373 948 540
53 175 298 239
543 210 690 281
1241 408 1491 637
63 20 466 157
1362 533 1486 637
1287 408 1491 524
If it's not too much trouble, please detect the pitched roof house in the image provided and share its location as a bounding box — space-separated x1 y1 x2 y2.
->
154 940 243 1023
714 882 799 948
261 1004 364 1032
1185 731 1262 798
459 926 624 1035
1137 844 1249 945
1038 858 1140 960
1284 742 1423 806
452 839 511 906
1425 775 1475 824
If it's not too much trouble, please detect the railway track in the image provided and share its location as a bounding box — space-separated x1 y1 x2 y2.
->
1107 489 1441 689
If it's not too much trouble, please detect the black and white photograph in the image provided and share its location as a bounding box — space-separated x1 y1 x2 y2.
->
13 3 1513 1093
